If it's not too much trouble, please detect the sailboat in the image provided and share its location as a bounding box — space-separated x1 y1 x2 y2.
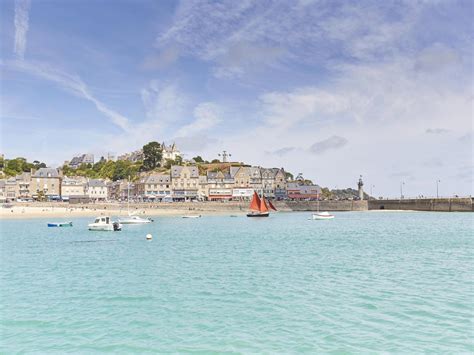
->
312 199 335 220
118 178 152 224
247 191 277 217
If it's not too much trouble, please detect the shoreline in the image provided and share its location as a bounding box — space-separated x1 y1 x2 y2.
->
0 206 432 220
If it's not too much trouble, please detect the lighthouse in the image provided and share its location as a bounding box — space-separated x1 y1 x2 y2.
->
358 175 364 200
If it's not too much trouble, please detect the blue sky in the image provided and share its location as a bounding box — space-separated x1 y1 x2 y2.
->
1 0 472 197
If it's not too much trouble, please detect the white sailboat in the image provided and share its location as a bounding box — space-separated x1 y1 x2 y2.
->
312 199 335 220
118 178 152 224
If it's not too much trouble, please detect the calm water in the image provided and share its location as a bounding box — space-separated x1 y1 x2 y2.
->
1 212 473 353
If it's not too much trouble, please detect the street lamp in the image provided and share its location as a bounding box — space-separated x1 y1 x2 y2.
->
400 181 405 200
436 179 441 198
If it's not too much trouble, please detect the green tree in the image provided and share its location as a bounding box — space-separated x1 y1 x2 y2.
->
192 156 204 163
175 155 183 166
211 159 220 164
99 160 116 180
142 142 162 171
285 172 294 181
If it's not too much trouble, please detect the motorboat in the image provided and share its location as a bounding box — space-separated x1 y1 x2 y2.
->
312 211 335 220
182 215 201 219
88 216 122 231
47 222 73 227
118 214 152 224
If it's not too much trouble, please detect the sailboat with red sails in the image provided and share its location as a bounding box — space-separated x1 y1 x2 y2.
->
247 191 277 217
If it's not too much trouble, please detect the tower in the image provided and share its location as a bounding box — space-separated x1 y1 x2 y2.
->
218 150 232 163
358 175 364 200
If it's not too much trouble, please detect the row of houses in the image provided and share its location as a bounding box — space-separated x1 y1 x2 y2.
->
0 166 322 202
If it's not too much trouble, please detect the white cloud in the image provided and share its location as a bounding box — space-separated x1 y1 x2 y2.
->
176 102 221 137
14 0 31 59
309 136 348 154
141 80 187 126
156 1 429 77
5 60 130 131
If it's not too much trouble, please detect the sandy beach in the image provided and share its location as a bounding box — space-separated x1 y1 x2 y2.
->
0 203 249 219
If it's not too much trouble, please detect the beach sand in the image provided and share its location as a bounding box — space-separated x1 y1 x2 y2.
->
0 205 247 219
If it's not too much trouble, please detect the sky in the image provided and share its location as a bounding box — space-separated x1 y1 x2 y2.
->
0 0 472 197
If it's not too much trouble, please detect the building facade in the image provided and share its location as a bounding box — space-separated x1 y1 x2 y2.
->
171 165 199 201
30 168 61 200
86 179 108 201
61 176 87 199
287 182 321 200
137 174 171 200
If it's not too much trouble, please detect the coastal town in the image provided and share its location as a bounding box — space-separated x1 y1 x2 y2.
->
1 141 358 204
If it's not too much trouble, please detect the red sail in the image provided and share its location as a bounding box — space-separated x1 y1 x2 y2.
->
268 200 277 211
260 195 269 213
249 191 261 211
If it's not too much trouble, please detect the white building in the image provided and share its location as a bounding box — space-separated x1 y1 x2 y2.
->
161 142 181 163
86 179 108 201
61 176 87 199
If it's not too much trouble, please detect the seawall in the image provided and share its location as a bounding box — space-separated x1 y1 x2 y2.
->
368 198 473 212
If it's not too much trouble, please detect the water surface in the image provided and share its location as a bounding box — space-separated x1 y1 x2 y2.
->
1 212 473 353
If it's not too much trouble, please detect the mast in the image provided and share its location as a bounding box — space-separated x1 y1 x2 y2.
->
127 175 130 214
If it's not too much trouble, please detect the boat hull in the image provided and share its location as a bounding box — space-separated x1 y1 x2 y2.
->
312 214 335 220
118 218 151 224
88 222 122 231
246 212 270 217
48 222 73 227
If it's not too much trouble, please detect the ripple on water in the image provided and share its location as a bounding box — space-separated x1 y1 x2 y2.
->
0 212 473 353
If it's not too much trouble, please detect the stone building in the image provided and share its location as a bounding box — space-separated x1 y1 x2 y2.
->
30 168 61 200
136 174 171 200
61 176 87 200
171 165 199 201
86 179 108 201
161 142 181 164
206 171 234 200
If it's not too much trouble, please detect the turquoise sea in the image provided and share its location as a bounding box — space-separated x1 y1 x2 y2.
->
1 212 473 353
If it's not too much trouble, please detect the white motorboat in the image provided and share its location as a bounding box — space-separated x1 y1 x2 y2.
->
88 216 122 231
182 215 201 219
118 214 152 224
312 211 335 220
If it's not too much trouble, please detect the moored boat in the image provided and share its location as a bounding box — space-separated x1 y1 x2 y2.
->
47 222 73 227
118 214 152 224
247 191 277 217
88 216 122 231
312 211 335 220
182 215 201 219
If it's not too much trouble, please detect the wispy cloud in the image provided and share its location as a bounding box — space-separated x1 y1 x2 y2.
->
5 60 130 131
426 128 450 134
156 1 429 78
142 47 180 70
309 136 348 154
141 80 187 126
266 147 296 157
14 0 31 59
176 102 221 137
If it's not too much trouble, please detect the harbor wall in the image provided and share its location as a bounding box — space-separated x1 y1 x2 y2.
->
368 198 473 212
8 198 472 212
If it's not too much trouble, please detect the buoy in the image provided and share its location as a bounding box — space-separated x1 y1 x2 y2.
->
146 233 152 240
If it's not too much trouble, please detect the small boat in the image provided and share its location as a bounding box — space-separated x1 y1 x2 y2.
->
88 216 122 231
47 222 73 227
312 211 335 220
118 214 152 224
182 215 201 219
247 191 277 217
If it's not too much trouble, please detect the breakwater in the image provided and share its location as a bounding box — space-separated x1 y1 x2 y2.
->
368 198 473 212
6 198 472 213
